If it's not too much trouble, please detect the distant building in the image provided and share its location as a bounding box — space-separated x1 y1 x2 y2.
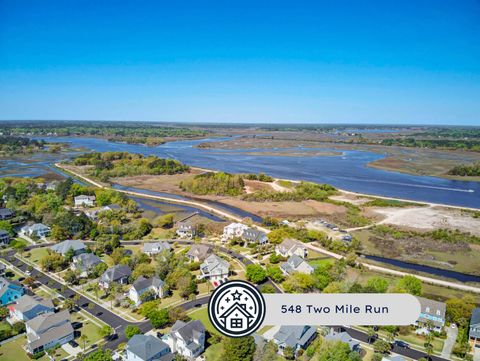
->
21 223 51 238
186 244 212 263
25 310 74 355
222 223 249 241
164 320 206 359
9 295 54 322
74 195 96 207
143 241 172 256
71 253 103 277
99 264 132 289
200 254 229 286
50 239 86 256
324 330 360 352
126 334 173 361
101 204 121 211
0 230 10 245
45 181 59 191
415 296 446 332
272 326 317 357
469 307 480 348
129 276 166 306
275 238 307 258
176 221 197 238
242 228 268 245
0 208 14 220
280 255 314 275
0 277 25 305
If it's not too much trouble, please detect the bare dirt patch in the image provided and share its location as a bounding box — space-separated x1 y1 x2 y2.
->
329 192 371 206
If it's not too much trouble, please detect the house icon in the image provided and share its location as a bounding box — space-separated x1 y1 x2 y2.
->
218 302 255 331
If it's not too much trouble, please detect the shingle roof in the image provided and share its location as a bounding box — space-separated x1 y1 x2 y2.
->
26 310 73 351
0 230 9 237
50 240 86 254
324 331 359 350
186 244 211 261
0 277 24 297
27 309 70 334
273 326 317 348
171 320 205 344
127 334 171 361
471 308 480 326
243 228 267 242
277 238 304 254
0 208 13 217
201 254 229 274
143 242 171 254
14 295 54 314
72 253 102 271
416 296 446 326
100 264 131 283
132 276 164 292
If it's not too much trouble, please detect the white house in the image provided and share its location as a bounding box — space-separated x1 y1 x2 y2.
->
126 334 172 361
276 238 307 258
25 310 74 355
21 223 51 239
164 320 206 359
129 276 165 306
199 254 229 286
143 241 172 256
74 195 96 207
280 255 314 275
222 223 249 241
176 221 197 238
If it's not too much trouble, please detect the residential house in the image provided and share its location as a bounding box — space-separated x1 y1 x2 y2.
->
101 204 121 212
275 238 307 258
382 356 406 361
84 209 100 221
8 295 54 322
324 330 361 352
0 277 25 305
50 239 86 256
129 276 165 306
242 228 268 245
186 244 212 263
176 221 197 238
99 264 131 289
21 223 51 238
272 326 317 356
280 255 314 275
469 307 480 348
25 310 74 355
164 320 206 359
71 253 103 277
222 223 249 241
415 296 446 332
0 230 10 245
200 254 229 286
126 334 173 361
45 181 59 191
143 241 172 256
0 208 14 220
74 195 96 207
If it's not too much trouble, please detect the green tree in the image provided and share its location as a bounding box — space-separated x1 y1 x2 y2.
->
82 349 113 361
373 339 391 354
148 309 170 328
446 295 476 326
99 325 113 339
80 334 89 350
64 247 75 262
246 264 267 284
125 325 141 339
283 346 295 360
366 277 389 293
222 336 256 361
0 220 14 236
395 275 422 296
282 273 316 293
266 266 285 283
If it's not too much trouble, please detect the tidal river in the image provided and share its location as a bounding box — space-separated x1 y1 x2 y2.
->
32 136 480 209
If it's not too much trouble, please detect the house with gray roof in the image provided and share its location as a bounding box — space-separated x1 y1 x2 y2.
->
0 208 14 220
324 330 360 352
164 320 206 359
272 325 317 357
99 264 131 289
242 228 268 245
25 310 74 354
9 295 54 322
276 238 307 258
71 253 103 277
129 276 166 306
74 195 96 207
280 255 314 275
143 241 172 256
50 239 86 256
176 221 197 238
0 230 10 245
21 223 50 238
126 334 173 361
200 254 229 286
469 307 480 347
415 296 446 332
186 244 212 263
0 277 25 305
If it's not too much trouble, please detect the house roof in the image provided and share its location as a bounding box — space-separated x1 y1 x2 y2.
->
101 264 131 283
0 277 24 297
26 310 73 351
243 228 267 242
224 223 248 231
171 320 205 344
280 255 311 274
50 240 86 254
471 307 480 326
273 326 317 348
132 276 164 293
382 356 406 361
27 309 70 334
0 208 13 216
127 334 171 361
186 244 212 260
143 242 171 254
277 238 304 254
324 330 359 350
416 296 446 320
28 223 50 232
75 195 95 200
14 295 54 314
201 254 229 274
0 230 9 237
72 253 102 271
177 221 196 231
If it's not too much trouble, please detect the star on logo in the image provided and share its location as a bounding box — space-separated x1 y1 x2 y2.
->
231 290 242 301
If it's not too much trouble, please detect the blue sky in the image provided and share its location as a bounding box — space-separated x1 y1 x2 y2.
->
1 1 479 125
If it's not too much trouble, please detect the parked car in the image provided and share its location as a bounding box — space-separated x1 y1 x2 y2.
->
393 340 410 348
69 340 79 347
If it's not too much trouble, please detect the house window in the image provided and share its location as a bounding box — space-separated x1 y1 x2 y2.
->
425 307 430 313
436 310 440 316
230 319 243 328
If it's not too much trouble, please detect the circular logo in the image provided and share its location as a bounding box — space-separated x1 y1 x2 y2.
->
208 280 266 338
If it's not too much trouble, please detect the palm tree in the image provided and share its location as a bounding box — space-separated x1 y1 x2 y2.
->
80 334 88 351
91 283 100 300
367 327 376 344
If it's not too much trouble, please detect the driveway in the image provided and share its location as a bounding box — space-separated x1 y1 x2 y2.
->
474 346 480 361
441 325 458 359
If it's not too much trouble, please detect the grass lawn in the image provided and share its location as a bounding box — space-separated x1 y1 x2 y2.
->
25 247 49 263
71 312 104 347
309 257 335 268
361 346 374 361
0 321 12 333
205 343 223 361
188 307 218 335
0 336 67 361
9 238 28 250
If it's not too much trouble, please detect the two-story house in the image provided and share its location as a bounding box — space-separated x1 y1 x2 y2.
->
0 208 14 220
272 326 318 357
0 230 10 246
275 238 307 258
199 254 229 286
9 294 54 322
222 223 249 241
164 320 206 359
129 276 166 306
280 255 314 275
71 253 103 277
0 277 25 305
25 310 74 355
74 195 96 207
99 264 131 289
176 221 197 238
242 228 268 245
186 244 212 263
415 296 446 333
469 307 480 348
21 223 51 239
126 334 173 361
